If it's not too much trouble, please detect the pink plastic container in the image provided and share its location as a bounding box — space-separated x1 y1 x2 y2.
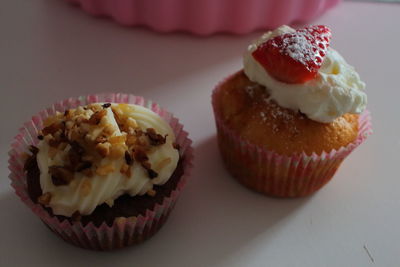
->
64 0 341 35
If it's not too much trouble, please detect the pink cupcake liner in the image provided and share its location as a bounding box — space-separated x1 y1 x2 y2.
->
8 93 194 250
64 0 341 35
212 74 372 197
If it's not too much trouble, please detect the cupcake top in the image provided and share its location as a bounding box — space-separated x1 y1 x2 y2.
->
243 25 367 123
34 103 179 217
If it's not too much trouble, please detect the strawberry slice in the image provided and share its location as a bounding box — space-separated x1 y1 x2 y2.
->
252 25 332 84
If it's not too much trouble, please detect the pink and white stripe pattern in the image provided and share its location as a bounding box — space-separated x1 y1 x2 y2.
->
8 93 194 250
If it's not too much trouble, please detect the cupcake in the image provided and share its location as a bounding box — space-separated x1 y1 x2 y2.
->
64 0 341 35
9 93 193 250
212 25 371 197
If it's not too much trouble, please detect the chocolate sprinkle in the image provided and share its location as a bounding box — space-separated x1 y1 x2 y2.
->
146 128 167 146
125 151 133 165
102 103 111 108
49 166 74 186
173 142 180 150
69 141 84 156
76 161 92 172
133 149 148 162
147 169 158 179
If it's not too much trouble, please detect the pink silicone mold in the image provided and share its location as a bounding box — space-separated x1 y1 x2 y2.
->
64 0 341 35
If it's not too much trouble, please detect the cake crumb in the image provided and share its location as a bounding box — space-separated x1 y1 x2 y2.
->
38 192 52 205
147 189 156 197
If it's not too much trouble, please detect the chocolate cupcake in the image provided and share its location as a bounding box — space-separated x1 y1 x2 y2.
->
9 93 193 250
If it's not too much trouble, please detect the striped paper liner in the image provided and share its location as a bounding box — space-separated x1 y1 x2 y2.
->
8 93 194 250
212 75 372 197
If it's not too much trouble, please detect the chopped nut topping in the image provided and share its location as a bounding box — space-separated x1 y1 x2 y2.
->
173 142 180 150
88 104 102 113
88 109 107 125
111 107 123 125
68 141 85 166
82 168 94 178
48 137 61 147
58 142 68 151
38 192 52 205
82 154 94 162
43 116 58 128
135 129 143 137
65 121 74 130
146 128 167 146
124 151 133 165
120 163 131 177
147 189 156 197
95 142 111 157
125 117 138 129
141 161 151 170
109 144 125 159
49 166 74 186
126 135 137 146
136 136 150 148
76 161 92 172
75 116 89 125
70 141 84 156
109 135 126 145
36 103 176 195
96 164 115 176
42 122 64 136
95 135 107 144
48 147 58 159
133 149 148 162
103 124 115 136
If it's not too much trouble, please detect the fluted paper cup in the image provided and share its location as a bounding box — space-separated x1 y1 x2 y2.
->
212 76 372 197
8 93 194 250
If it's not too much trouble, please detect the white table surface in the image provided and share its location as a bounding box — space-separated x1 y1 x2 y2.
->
1 1 399 266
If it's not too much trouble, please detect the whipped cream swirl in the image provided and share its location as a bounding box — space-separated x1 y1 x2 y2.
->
243 25 367 123
36 103 179 217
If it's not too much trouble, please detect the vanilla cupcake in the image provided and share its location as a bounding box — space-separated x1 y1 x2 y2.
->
212 25 371 197
9 94 193 250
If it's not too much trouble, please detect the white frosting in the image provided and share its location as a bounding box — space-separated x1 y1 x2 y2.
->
243 25 367 123
36 104 179 217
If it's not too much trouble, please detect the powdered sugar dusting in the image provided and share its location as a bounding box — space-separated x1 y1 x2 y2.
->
259 97 301 135
270 25 331 70
260 111 267 122
245 84 258 98
279 34 314 66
